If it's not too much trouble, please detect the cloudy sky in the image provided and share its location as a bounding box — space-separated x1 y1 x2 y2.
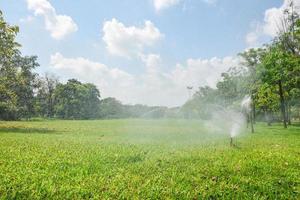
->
0 0 290 106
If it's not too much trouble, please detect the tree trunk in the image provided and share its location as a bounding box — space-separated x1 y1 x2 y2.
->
288 103 292 125
264 109 272 126
278 80 287 128
249 94 255 132
253 103 256 124
47 91 54 118
251 94 256 124
285 101 291 125
246 115 249 128
250 111 254 133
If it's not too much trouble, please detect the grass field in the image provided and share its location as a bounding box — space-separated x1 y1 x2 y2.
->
0 119 299 199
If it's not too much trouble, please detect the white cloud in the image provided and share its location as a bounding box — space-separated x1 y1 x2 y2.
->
26 0 78 40
171 56 239 90
50 53 239 107
153 0 217 11
135 56 240 106
246 0 300 47
245 22 263 47
50 53 135 101
140 54 162 73
153 0 181 11
102 18 163 58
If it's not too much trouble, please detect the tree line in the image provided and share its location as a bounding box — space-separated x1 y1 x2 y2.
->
182 2 300 128
0 10 171 120
1 5 299 123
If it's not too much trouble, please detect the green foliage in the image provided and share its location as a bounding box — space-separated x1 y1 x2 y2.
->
0 11 39 120
256 83 279 112
216 67 247 106
185 12 300 125
14 55 39 119
182 86 218 119
239 48 263 91
53 79 100 119
0 10 19 120
182 66 250 120
34 74 58 117
0 10 20 67
0 83 18 120
259 45 294 85
98 97 126 119
239 48 265 107
0 4 299 123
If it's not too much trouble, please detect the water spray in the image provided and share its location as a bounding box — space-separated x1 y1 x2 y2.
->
241 95 254 133
207 104 244 147
205 97 251 147
229 95 253 146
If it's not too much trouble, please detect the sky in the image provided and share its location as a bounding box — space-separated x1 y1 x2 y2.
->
0 0 291 107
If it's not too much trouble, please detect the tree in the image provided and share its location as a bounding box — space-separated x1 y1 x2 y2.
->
0 10 20 71
239 48 265 124
0 10 20 120
98 97 124 119
278 0 300 56
13 55 39 119
82 83 101 119
275 1 300 124
54 79 100 119
35 73 59 117
181 86 218 119
256 83 280 125
0 84 18 120
216 67 247 107
0 10 41 120
259 45 295 128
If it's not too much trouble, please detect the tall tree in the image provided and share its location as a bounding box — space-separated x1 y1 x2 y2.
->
0 10 40 120
13 55 39 119
259 45 295 128
0 10 19 119
276 2 300 124
239 48 264 124
216 67 247 107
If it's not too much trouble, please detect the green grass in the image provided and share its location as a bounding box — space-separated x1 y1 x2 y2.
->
0 119 299 199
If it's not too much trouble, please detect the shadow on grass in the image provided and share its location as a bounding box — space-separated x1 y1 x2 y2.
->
290 122 300 127
0 127 59 135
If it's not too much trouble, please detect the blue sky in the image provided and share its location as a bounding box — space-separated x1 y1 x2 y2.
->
0 0 286 106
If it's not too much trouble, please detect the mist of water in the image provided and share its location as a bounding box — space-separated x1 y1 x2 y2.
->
229 95 252 138
205 107 245 138
241 95 252 113
115 96 252 147
203 95 252 142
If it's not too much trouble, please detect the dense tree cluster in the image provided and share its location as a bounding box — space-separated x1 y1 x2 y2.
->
0 11 101 120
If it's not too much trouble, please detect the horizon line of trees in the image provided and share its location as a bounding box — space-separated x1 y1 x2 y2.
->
1 5 300 123
0 10 173 120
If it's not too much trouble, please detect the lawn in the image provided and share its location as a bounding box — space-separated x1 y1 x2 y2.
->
0 119 299 199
